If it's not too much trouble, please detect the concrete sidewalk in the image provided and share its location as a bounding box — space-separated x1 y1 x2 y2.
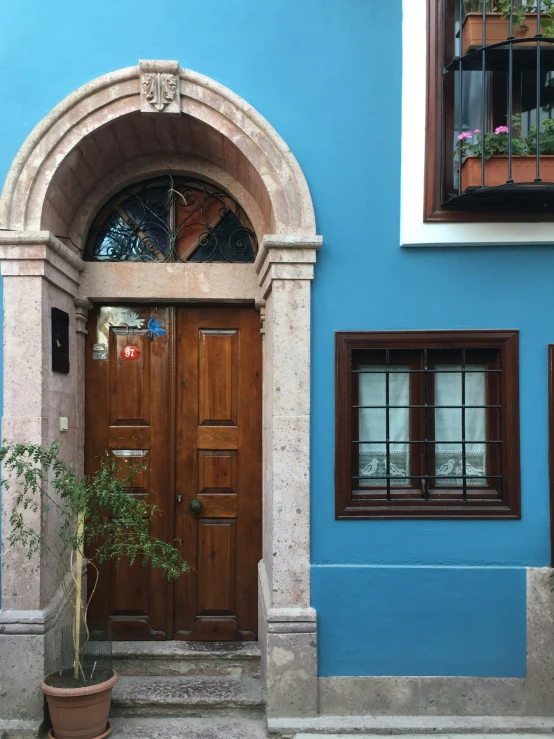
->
108 722 554 739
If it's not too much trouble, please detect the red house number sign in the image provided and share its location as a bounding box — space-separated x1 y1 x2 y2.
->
121 345 140 360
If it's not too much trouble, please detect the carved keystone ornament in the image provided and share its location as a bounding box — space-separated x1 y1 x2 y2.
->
142 73 177 112
139 59 180 115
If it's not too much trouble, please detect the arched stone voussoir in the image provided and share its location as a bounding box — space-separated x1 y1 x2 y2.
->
0 62 317 241
69 153 269 248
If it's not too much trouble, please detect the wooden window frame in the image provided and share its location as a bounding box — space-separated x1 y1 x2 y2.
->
335 330 520 519
425 0 554 223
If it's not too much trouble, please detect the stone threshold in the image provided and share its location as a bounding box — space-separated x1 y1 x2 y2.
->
111 640 260 659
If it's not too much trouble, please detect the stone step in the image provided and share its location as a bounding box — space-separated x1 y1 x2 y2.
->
110 716 268 738
111 675 265 718
112 640 261 677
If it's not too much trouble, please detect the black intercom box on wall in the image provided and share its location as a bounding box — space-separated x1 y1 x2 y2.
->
51 307 70 373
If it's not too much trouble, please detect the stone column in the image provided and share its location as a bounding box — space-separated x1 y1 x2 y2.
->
255 234 322 719
0 232 84 734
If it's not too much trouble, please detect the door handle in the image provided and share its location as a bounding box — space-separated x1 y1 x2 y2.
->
189 499 204 514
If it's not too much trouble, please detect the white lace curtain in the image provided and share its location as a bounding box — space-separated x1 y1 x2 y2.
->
359 365 487 488
359 367 410 487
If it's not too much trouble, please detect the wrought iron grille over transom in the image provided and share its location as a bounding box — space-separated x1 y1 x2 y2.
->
441 0 554 208
84 176 257 262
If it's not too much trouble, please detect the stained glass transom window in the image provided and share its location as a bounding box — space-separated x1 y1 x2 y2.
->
84 176 257 263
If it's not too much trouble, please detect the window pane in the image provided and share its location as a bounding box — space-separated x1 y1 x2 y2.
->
358 367 410 487
434 364 487 486
453 71 485 193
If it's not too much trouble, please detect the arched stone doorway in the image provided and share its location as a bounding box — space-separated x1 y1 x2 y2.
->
0 60 321 730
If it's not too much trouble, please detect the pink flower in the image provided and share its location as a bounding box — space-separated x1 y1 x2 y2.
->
495 125 510 134
457 131 473 140
474 129 481 134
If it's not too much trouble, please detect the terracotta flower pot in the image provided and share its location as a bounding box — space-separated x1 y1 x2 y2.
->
461 13 543 55
460 155 554 190
41 671 118 739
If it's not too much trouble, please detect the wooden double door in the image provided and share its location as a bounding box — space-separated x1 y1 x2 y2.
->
86 305 262 641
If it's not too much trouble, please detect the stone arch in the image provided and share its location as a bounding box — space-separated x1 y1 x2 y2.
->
0 61 321 729
69 153 269 249
0 62 316 244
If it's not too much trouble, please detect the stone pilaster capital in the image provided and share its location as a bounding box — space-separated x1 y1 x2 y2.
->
255 234 322 297
0 231 84 296
74 298 94 335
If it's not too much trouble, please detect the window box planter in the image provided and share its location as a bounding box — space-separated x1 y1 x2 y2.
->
460 154 554 189
461 13 543 55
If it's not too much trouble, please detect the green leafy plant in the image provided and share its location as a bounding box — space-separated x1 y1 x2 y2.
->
1 439 189 684
463 0 554 35
526 116 554 151
455 115 554 158
455 119 528 159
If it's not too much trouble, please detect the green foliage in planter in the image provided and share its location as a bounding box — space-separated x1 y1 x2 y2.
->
455 116 554 159
2 439 189 683
526 117 554 152
463 0 554 36
456 119 527 159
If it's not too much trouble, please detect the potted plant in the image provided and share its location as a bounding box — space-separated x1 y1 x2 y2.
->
461 1 554 56
455 116 554 189
2 439 188 739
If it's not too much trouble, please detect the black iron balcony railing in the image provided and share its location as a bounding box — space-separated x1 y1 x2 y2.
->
441 0 554 208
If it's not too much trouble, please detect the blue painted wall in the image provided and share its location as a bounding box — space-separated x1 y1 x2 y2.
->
0 0 545 677
312 566 526 677
308 1 547 677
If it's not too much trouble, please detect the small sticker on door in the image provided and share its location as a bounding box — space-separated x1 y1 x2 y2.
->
121 345 141 360
147 317 167 341
92 345 107 361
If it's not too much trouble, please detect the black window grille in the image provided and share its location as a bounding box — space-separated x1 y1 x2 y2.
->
440 0 554 209
352 348 501 498
335 332 520 519
84 175 257 263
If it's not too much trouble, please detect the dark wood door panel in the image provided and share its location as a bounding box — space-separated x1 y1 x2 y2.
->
108 426 151 449
197 519 237 614
198 329 239 426
174 306 262 641
197 426 239 449
198 450 237 494
86 305 173 640
86 304 261 641
109 328 151 425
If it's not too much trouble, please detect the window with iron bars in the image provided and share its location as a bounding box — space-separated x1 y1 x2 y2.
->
426 0 554 221
335 331 520 519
